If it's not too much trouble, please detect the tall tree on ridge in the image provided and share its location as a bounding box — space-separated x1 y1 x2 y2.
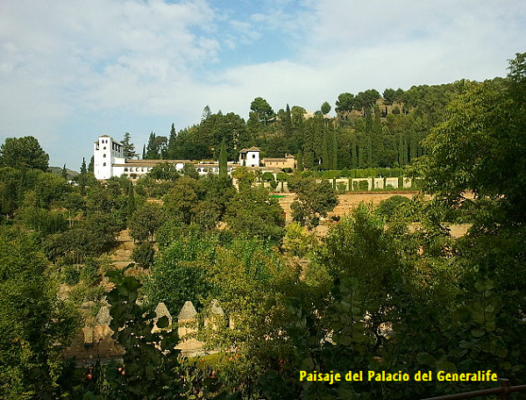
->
219 140 228 178
167 124 177 159
122 132 137 159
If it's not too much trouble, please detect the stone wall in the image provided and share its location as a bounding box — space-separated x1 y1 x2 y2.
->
64 299 227 362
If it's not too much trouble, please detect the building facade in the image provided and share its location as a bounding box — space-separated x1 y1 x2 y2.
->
93 135 236 180
94 136 296 180
238 147 261 167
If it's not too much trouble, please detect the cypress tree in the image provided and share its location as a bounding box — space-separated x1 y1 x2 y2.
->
297 151 304 172
88 156 94 173
284 104 293 138
79 158 87 196
322 130 330 170
61 164 68 180
145 132 157 159
332 131 338 170
219 140 228 177
168 124 177 159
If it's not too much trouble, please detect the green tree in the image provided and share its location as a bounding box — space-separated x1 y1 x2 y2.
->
126 181 136 223
181 162 199 179
163 176 202 225
61 164 68 180
145 132 168 159
145 229 219 311
0 136 49 171
225 185 285 242
249 97 274 126
167 123 177 159
383 88 397 105
78 157 88 196
0 227 79 399
129 203 165 243
219 140 228 178
296 150 304 172
335 92 355 119
149 162 180 181
289 175 338 228
88 155 94 173
321 101 331 115
232 166 256 191
122 132 137 159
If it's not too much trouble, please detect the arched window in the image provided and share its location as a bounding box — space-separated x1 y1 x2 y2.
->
103 162 106 166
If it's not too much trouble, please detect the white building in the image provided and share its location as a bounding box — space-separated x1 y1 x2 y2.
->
94 135 126 180
93 135 233 180
238 147 260 167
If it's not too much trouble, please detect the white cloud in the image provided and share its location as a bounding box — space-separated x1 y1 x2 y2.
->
0 0 218 134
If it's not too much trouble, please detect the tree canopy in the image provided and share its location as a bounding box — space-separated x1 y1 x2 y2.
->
0 136 49 171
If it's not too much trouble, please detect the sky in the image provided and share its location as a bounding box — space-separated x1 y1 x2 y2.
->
1 0 526 170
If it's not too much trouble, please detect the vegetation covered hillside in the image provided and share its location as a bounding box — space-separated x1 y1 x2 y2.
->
138 80 478 172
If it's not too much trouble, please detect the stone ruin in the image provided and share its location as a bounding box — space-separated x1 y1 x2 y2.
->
64 299 227 362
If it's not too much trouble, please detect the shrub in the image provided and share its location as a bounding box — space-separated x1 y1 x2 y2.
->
63 264 80 285
375 195 411 221
358 180 369 191
80 258 100 286
132 242 155 268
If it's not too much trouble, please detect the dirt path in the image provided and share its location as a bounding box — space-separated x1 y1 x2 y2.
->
109 229 135 269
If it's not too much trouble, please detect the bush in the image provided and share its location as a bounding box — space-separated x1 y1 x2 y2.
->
132 242 155 268
80 258 100 286
63 264 80 285
358 180 369 191
375 195 411 221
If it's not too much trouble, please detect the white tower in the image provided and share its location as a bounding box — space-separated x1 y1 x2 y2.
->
94 135 124 180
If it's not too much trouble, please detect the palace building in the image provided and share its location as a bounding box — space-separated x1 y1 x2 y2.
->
93 135 293 180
